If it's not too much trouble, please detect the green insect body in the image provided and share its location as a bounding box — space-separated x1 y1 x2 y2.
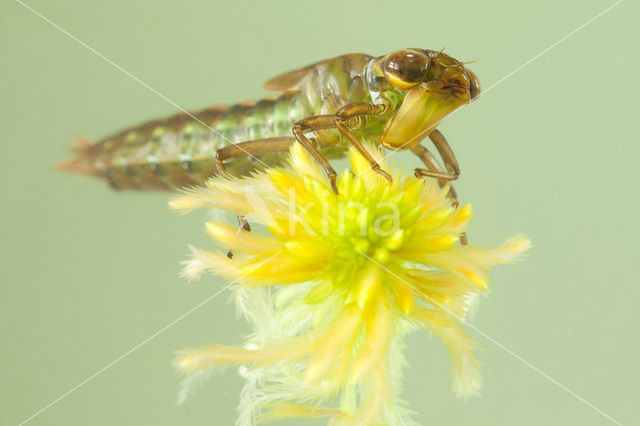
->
59 50 478 191
59 55 379 190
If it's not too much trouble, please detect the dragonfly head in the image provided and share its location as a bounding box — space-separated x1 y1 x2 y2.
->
378 48 480 150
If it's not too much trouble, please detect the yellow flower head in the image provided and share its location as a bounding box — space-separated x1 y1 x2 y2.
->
170 143 530 425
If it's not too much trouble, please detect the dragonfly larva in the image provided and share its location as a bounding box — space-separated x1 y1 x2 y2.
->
59 49 480 205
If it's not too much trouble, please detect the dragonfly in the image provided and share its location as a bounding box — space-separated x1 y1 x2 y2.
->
58 48 479 236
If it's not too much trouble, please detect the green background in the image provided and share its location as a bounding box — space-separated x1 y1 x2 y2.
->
1 0 637 424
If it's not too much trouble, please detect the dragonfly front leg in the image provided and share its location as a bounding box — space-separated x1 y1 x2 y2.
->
428 129 461 179
411 143 459 190
411 143 467 245
215 137 295 257
412 129 462 191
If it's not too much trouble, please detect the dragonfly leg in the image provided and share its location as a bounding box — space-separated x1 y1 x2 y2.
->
411 143 459 185
292 116 340 192
292 102 390 193
411 142 467 245
428 129 461 178
215 137 295 257
215 137 295 175
334 102 392 183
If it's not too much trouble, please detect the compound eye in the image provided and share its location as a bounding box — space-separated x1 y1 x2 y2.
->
383 50 430 90
467 69 481 100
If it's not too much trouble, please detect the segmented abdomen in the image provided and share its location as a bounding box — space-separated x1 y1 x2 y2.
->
60 92 303 190
59 54 375 191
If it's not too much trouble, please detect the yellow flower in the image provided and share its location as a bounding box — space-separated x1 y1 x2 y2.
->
170 143 530 425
